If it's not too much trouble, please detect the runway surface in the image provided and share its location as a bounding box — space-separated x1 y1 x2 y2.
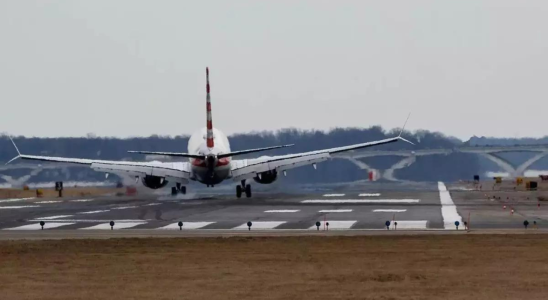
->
1 181 546 239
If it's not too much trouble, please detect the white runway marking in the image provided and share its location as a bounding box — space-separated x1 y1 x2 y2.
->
373 209 407 213
323 194 345 197
301 199 420 204
264 210 300 213
70 199 94 202
4 222 75 230
391 220 428 229
145 203 161 206
318 209 353 213
438 182 464 229
80 222 146 230
359 193 381 197
34 215 74 220
35 201 62 204
112 206 138 210
0 205 40 209
0 197 35 203
160 222 214 230
308 221 357 230
30 219 149 223
79 210 110 214
232 221 286 230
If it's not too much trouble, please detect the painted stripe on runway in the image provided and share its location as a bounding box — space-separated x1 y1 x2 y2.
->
70 199 94 202
373 209 407 212
79 210 110 214
232 221 286 230
359 193 381 197
145 203 161 206
323 194 345 197
0 205 40 209
301 199 420 204
308 221 357 230
4 222 75 230
264 210 300 213
80 222 146 230
318 209 353 213
30 219 150 223
35 201 62 204
392 220 428 229
112 206 138 210
34 215 74 220
160 222 215 230
0 197 35 203
438 182 463 229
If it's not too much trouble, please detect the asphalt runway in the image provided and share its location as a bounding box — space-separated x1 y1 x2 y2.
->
1 181 546 239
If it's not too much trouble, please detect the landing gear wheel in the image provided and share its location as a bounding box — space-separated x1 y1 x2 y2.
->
236 185 242 198
245 184 252 198
180 186 186 195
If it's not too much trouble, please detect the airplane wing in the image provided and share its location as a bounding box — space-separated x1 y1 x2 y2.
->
230 136 413 181
6 139 191 183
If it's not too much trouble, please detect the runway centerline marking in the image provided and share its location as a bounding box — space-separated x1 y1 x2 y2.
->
34 215 74 220
0 205 40 209
264 210 300 213
4 222 75 230
359 193 381 197
0 197 35 203
308 221 357 230
373 209 407 213
80 222 147 230
232 221 286 230
160 222 215 230
438 182 463 229
323 194 345 197
79 210 110 214
318 209 353 213
301 199 420 204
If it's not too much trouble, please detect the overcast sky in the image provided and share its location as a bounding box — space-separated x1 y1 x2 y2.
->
1 1 547 140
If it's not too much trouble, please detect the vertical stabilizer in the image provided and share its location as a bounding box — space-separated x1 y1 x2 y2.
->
206 67 214 148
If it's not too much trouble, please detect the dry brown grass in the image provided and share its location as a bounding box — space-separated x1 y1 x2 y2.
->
1 235 548 299
0 187 123 199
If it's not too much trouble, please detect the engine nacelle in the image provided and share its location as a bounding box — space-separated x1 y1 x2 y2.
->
253 170 278 184
141 175 169 189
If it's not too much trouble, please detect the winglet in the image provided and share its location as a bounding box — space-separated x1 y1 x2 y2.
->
398 113 411 137
5 136 21 165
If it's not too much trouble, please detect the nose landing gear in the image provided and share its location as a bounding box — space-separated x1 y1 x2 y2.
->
236 180 252 198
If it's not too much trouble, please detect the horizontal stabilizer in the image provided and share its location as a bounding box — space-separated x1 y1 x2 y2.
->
217 144 294 159
127 151 205 159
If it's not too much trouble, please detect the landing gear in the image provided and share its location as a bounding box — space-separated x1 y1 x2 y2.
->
174 183 186 195
236 180 252 198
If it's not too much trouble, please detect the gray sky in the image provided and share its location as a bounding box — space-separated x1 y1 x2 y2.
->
1 1 547 140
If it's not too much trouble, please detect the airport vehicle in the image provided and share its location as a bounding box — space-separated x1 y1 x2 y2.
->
7 68 413 198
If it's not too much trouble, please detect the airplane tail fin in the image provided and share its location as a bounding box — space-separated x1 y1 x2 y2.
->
206 67 214 148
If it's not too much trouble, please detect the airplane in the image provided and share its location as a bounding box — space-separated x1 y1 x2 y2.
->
6 68 413 198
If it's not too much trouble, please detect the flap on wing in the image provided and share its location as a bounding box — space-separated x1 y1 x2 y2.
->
91 162 190 182
231 153 330 181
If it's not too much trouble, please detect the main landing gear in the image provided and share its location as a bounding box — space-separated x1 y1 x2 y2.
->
236 180 251 198
172 183 186 195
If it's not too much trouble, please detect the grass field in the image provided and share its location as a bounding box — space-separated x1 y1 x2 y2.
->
0 187 123 199
1 234 548 299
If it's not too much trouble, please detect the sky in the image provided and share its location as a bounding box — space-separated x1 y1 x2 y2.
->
1 0 547 140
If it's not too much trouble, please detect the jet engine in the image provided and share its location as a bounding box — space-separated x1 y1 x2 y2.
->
142 175 169 189
253 170 278 184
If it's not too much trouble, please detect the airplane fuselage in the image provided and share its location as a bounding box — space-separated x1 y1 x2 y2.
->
187 127 232 185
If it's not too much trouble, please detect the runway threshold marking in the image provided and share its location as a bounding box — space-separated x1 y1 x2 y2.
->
160 222 215 230
301 199 420 204
0 205 40 209
232 221 286 230
438 182 464 229
29 219 150 223
0 197 35 203
308 221 357 230
264 210 300 213
359 193 381 197
4 222 75 230
323 194 346 197
80 222 147 230
318 209 353 213
373 209 407 213
390 220 428 229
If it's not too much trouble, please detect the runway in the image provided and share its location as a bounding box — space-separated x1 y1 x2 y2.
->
0 181 546 239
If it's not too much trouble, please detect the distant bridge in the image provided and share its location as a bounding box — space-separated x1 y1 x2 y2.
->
336 145 548 181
